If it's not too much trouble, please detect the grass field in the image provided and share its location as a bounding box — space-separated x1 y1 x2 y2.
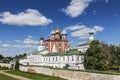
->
0 73 18 80
6 70 66 80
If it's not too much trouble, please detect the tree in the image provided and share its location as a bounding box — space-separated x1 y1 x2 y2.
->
84 40 108 70
15 61 20 70
63 64 70 69
0 55 4 59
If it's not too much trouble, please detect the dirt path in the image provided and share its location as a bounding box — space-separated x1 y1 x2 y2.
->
0 70 32 80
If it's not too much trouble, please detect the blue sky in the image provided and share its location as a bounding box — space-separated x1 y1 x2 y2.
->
0 0 120 57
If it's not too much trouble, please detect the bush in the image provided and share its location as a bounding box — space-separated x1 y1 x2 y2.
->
15 61 20 70
0 66 9 70
63 64 70 69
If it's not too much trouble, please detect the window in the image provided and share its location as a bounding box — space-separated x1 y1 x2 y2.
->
56 57 57 61
72 56 74 61
53 57 54 61
68 56 69 61
77 56 79 61
81 56 84 62
49 57 50 61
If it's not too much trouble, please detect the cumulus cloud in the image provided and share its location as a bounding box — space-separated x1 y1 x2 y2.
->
64 24 104 39
93 25 104 31
23 35 39 45
1 44 11 47
14 40 22 43
0 35 39 49
12 44 37 48
0 43 37 49
0 9 52 26
62 0 93 18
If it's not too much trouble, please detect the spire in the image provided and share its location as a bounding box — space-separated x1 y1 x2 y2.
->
38 36 45 51
40 36 44 45
89 32 94 41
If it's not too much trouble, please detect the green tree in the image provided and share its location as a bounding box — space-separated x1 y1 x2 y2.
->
15 61 20 70
0 55 4 59
84 40 108 70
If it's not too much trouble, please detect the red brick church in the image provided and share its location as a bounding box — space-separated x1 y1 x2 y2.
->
43 29 70 52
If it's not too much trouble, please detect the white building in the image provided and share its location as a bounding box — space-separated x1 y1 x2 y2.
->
20 36 85 70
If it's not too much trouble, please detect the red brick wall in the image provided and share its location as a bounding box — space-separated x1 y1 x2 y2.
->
43 40 69 52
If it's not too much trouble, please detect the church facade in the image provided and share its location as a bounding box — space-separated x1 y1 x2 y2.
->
43 29 70 52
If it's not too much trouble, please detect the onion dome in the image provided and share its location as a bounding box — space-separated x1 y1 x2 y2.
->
89 30 95 35
40 36 44 40
55 29 61 34
50 30 55 35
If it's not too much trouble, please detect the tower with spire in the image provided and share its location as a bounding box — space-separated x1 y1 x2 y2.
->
38 36 45 51
89 32 94 41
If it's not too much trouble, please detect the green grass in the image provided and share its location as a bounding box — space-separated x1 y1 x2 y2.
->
6 70 66 80
0 73 18 80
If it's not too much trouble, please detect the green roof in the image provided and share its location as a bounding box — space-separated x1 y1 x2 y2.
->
31 50 44 55
44 51 83 56
78 41 92 46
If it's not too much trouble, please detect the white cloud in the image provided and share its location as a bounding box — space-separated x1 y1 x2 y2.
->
93 25 104 31
12 44 37 48
0 35 39 49
14 40 22 43
1 44 10 47
65 24 85 31
0 43 37 49
23 35 39 45
62 0 93 18
0 9 52 26
64 24 104 39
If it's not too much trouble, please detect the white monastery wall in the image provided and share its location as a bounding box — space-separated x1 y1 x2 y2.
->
0 63 11 68
20 66 120 80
